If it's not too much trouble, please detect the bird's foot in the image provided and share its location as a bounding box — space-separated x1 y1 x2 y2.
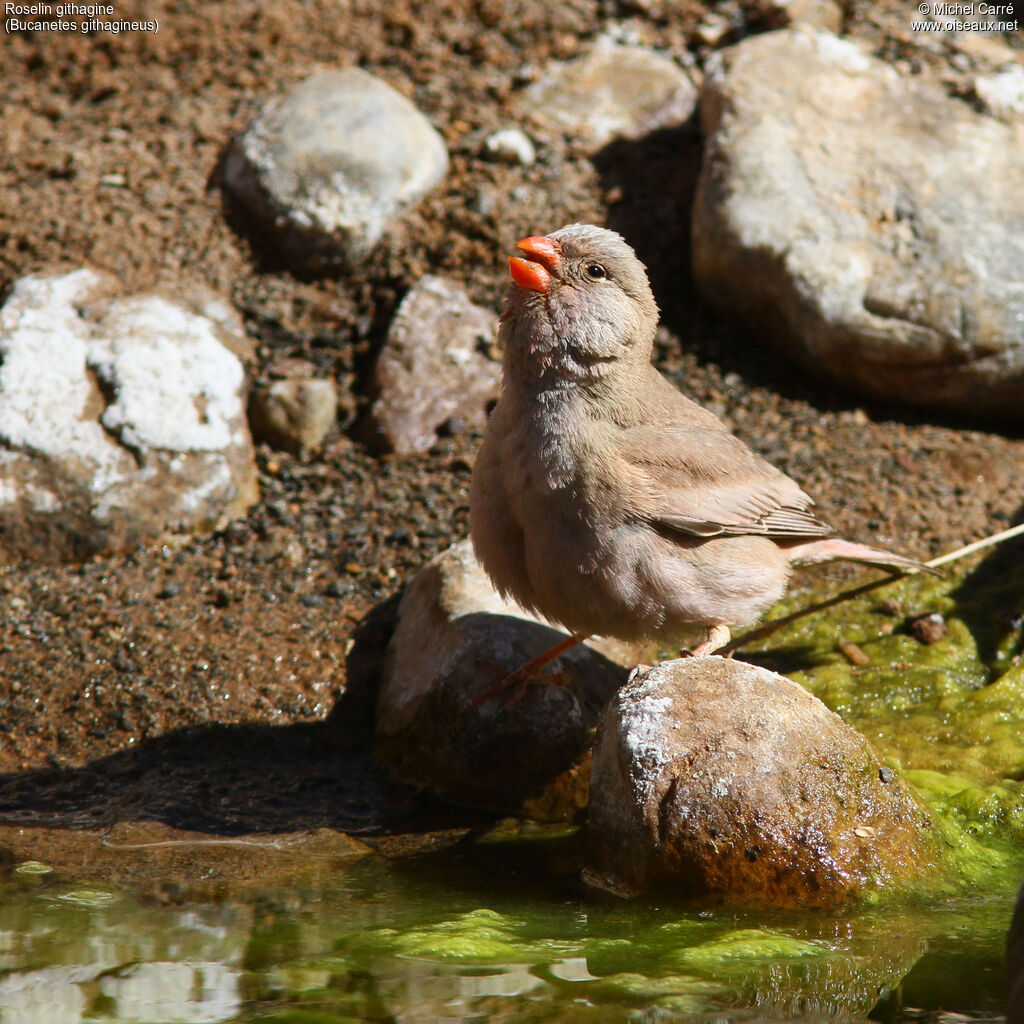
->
471 633 587 708
472 664 575 708
680 624 732 658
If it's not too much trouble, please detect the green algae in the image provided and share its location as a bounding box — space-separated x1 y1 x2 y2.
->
744 550 1024 893
670 928 825 966
582 972 729 1012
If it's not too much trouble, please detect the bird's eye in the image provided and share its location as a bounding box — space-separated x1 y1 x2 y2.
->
585 263 607 280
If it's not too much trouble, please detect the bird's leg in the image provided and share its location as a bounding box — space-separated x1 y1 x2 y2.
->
684 623 732 658
472 633 589 707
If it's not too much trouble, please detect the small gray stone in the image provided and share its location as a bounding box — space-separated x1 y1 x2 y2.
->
586 657 938 904
694 12 732 46
365 276 499 455
517 42 698 150
483 128 536 166
375 539 637 819
0 270 258 563
692 29 1024 420
249 376 337 454
223 69 449 269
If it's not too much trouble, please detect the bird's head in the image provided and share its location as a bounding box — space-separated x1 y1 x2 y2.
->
501 223 659 385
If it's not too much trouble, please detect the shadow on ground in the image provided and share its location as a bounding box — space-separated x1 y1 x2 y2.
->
0 720 483 837
0 594 489 840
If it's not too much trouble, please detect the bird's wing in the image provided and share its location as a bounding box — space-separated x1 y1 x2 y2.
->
617 423 834 540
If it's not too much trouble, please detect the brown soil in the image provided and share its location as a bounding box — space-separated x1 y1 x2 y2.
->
1 0 1022 839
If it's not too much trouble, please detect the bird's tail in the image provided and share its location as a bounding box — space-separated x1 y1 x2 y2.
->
785 537 941 576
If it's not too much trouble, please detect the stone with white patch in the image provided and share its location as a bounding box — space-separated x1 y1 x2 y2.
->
586 657 938 904
483 128 537 166
0 270 258 562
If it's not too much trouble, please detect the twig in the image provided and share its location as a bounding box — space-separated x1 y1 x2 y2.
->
724 521 1024 655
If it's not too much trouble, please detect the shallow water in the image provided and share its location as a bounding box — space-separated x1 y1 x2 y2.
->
0 824 1013 1024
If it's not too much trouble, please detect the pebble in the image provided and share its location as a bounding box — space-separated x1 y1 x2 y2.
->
906 612 947 645
483 128 536 165
975 65 1024 121
249 376 338 454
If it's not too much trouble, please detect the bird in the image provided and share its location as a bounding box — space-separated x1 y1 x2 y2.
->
469 223 932 681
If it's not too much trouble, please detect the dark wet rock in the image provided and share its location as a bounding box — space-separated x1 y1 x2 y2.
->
0 269 258 563
223 68 449 270
375 539 634 820
517 42 698 151
586 657 939 905
249 376 338 454
365 276 499 455
692 29 1024 421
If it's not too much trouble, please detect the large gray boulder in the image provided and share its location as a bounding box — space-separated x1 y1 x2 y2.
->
0 269 258 562
692 29 1024 420
224 69 449 270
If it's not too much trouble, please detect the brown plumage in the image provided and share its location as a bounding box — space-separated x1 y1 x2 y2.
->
470 223 930 656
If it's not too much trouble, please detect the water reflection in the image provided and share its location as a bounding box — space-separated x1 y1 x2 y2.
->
0 890 245 1024
0 834 1013 1022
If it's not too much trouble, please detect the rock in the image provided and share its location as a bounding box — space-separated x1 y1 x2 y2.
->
375 539 635 819
975 65 1024 121
692 29 1024 421
483 128 536 166
906 611 947 645
757 0 843 33
223 69 449 270
517 42 698 151
249 376 337 453
0 269 258 563
586 657 938 904
694 12 733 47
365 276 499 455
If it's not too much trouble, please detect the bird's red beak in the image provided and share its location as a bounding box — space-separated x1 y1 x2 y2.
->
509 236 561 294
